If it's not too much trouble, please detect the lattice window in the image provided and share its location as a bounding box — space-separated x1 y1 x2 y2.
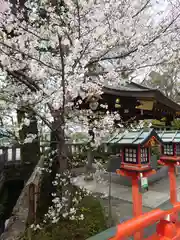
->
163 144 173 155
124 148 137 164
176 144 180 155
141 148 148 164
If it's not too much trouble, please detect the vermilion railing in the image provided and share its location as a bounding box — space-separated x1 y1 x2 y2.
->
110 202 180 240
109 160 180 240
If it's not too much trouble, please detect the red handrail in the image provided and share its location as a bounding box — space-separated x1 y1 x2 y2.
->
110 203 180 240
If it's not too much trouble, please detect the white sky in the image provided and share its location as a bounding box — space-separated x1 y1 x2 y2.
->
0 0 7 13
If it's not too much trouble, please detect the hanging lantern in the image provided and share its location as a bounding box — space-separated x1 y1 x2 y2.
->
86 94 101 111
89 101 99 110
108 129 162 172
159 130 180 162
115 98 121 108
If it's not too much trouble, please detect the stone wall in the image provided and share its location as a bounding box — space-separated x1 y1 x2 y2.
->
0 184 29 240
0 157 44 240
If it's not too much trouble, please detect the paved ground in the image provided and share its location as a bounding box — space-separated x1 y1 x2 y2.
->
73 174 180 208
87 196 174 240
74 174 180 239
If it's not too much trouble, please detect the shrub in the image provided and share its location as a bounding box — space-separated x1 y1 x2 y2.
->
23 196 106 240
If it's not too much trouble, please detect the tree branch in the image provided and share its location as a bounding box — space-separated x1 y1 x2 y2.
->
58 35 65 119
76 0 81 39
0 41 61 73
0 60 55 115
0 63 37 92
132 0 151 18
85 58 169 77
88 12 180 64
72 42 90 70
0 16 48 41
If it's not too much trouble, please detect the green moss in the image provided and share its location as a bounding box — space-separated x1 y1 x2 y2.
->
23 196 106 240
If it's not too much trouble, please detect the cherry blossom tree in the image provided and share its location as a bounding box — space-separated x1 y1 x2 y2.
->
0 0 180 227
0 0 179 162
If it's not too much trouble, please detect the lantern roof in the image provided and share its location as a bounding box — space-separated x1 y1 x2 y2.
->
158 130 180 143
0 127 9 138
107 129 162 146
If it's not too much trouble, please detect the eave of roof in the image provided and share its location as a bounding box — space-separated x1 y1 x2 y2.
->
107 129 163 145
158 130 180 143
103 82 180 112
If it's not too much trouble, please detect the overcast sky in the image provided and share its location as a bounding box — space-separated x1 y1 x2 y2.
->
0 0 7 13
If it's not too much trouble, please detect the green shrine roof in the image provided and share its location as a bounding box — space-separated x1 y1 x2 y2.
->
107 129 162 146
0 128 8 138
106 129 180 145
158 130 180 143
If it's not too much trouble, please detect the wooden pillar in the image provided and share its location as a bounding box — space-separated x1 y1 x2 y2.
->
168 164 177 204
158 159 178 222
28 183 35 224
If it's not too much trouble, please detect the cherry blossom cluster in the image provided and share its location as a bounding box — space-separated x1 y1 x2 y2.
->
0 0 179 120
36 149 92 227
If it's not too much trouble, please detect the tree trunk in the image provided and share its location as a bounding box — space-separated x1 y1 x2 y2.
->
51 110 67 172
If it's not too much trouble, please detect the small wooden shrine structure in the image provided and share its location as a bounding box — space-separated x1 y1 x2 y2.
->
75 82 180 125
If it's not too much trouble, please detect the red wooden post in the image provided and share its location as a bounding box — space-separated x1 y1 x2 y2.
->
116 169 155 240
168 164 177 204
132 174 143 240
158 160 178 221
116 168 156 240
158 160 177 205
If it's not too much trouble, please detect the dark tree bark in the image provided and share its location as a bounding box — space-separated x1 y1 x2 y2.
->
51 109 67 172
